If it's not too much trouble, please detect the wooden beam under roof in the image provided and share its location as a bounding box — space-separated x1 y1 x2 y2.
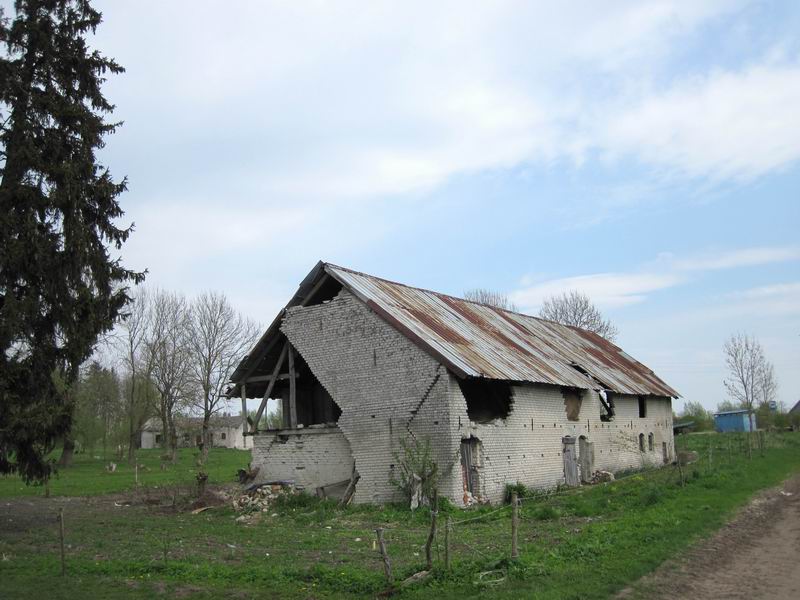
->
250 342 289 434
288 345 298 429
235 271 332 395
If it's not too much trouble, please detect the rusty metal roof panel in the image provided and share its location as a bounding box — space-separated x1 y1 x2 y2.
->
325 264 679 397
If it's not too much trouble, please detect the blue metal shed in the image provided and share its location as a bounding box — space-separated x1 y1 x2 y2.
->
714 409 756 433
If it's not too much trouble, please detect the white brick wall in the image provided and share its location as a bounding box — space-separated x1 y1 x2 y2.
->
251 427 354 491
249 288 676 506
278 290 453 504
443 374 675 504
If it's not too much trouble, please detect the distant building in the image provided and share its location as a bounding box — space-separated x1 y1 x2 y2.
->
789 399 800 415
140 414 251 449
713 409 756 433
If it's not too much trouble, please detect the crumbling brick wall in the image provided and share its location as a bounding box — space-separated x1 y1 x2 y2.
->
251 427 354 492
445 372 675 504
280 289 458 504
256 287 675 506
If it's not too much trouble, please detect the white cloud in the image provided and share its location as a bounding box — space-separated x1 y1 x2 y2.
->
601 62 800 181
93 0 775 206
510 272 681 310
511 245 800 313
672 246 800 271
723 282 800 317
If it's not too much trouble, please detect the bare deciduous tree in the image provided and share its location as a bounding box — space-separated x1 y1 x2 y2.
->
757 360 778 409
463 288 518 312
145 290 194 463
187 292 260 464
538 291 618 342
116 288 154 462
723 333 764 412
723 333 773 458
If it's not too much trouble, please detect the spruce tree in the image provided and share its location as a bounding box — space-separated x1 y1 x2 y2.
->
0 0 144 482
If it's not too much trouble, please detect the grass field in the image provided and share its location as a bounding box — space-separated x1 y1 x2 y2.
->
1 432 799 599
0 447 250 498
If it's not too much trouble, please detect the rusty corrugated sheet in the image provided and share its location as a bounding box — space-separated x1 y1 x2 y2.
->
325 264 679 397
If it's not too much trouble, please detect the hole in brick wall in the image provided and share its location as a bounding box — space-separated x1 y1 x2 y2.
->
600 391 616 422
301 276 343 307
562 387 582 421
638 396 647 418
457 378 513 424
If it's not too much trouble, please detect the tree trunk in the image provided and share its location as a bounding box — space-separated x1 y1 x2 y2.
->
201 413 210 464
57 435 75 467
127 376 137 463
160 411 170 456
168 414 178 464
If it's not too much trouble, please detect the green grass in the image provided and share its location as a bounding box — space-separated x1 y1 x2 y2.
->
0 447 249 498
1 433 799 599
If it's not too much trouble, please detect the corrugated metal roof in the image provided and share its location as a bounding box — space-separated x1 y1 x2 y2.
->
713 409 750 416
325 263 679 398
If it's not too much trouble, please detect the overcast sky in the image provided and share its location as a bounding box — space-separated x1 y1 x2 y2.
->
79 1 799 412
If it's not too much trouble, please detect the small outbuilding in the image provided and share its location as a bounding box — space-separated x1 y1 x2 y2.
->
713 409 756 433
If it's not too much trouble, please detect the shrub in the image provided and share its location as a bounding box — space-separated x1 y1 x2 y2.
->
390 436 438 508
504 481 529 503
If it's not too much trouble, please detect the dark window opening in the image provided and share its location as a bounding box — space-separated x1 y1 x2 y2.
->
155 434 162 444
183 434 189 442
648 432 654 451
638 396 647 418
458 378 513 424
562 388 582 421
221 432 227 440
638 433 645 452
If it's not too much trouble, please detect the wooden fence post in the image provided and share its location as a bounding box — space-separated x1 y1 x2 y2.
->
425 490 438 571
375 528 392 587
511 491 519 560
58 508 66 576
444 516 452 571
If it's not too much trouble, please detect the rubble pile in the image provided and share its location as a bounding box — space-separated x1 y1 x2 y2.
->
590 470 615 484
232 482 297 513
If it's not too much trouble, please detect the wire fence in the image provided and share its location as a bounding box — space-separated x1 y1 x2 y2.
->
371 429 800 589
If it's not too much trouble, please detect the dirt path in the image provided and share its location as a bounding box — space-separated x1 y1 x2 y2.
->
621 474 800 599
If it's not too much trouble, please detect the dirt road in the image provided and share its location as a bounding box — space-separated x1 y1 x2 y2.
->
621 474 800 599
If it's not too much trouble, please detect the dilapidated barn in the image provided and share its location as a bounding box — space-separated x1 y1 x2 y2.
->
230 262 679 506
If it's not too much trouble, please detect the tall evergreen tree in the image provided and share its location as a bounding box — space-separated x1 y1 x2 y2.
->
0 1 144 482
